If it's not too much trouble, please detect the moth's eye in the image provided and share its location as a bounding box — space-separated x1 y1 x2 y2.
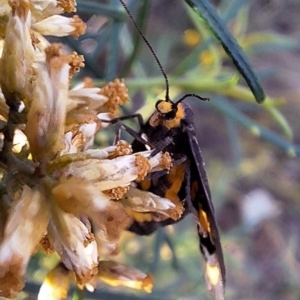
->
165 110 176 120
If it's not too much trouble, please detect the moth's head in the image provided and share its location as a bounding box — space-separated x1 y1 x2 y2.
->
155 100 177 120
150 99 183 129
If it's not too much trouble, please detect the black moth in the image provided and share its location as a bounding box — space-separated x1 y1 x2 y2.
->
116 1 226 299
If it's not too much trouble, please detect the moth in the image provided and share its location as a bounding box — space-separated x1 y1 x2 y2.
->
114 1 226 298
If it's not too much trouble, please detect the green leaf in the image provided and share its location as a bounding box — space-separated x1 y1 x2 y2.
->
184 0 266 103
77 1 127 20
211 99 300 157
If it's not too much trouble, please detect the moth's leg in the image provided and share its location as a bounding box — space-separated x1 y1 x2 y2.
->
100 114 148 146
147 153 188 181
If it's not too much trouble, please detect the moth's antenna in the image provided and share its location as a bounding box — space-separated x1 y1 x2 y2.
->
176 93 210 104
119 0 171 102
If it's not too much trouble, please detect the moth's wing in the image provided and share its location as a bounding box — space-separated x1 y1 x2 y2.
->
186 122 226 300
128 124 188 235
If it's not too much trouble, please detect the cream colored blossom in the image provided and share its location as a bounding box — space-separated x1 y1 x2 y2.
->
0 186 49 297
97 261 154 293
32 15 85 37
59 151 169 188
52 176 132 243
38 263 73 300
0 0 35 105
0 0 177 298
48 205 98 285
120 187 184 220
26 44 70 162
31 0 77 23
62 133 115 156
94 226 119 256
12 129 28 153
0 91 8 118
68 86 107 112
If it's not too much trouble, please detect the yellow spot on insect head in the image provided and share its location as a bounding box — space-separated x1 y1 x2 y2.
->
157 101 172 114
206 263 220 286
164 103 185 129
183 29 201 47
199 209 211 233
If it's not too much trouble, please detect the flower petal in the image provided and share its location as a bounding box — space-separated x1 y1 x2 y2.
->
48 205 98 285
0 186 49 297
120 187 184 220
38 262 73 300
26 44 70 161
0 0 35 105
52 176 132 242
32 15 86 38
97 261 154 293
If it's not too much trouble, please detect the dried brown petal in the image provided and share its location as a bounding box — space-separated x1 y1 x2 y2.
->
39 235 55 254
0 255 24 298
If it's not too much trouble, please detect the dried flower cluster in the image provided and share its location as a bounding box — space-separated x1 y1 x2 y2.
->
0 0 183 299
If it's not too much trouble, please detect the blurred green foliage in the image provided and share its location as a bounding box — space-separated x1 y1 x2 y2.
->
22 0 300 299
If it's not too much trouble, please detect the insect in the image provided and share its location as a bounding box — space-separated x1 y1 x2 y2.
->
115 1 226 299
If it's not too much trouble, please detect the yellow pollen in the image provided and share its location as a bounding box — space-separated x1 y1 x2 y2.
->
108 140 132 159
103 186 130 200
135 154 151 182
70 15 86 38
58 0 77 13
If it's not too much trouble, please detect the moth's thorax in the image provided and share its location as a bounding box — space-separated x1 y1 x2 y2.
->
149 101 185 129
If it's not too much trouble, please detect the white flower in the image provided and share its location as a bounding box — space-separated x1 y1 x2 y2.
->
120 187 184 224
38 263 73 300
97 261 154 293
26 44 70 162
0 186 49 297
68 85 107 112
121 187 181 216
48 205 98 285
52 176 132 243
32 15 85 37
0 0 35 105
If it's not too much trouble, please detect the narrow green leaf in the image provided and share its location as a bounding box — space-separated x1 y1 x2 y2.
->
106 21 123 81
211 99 300 157
77 1 127 21
220 0 250 22
121 0 151 77
185 0 266 103
72 287 84 300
